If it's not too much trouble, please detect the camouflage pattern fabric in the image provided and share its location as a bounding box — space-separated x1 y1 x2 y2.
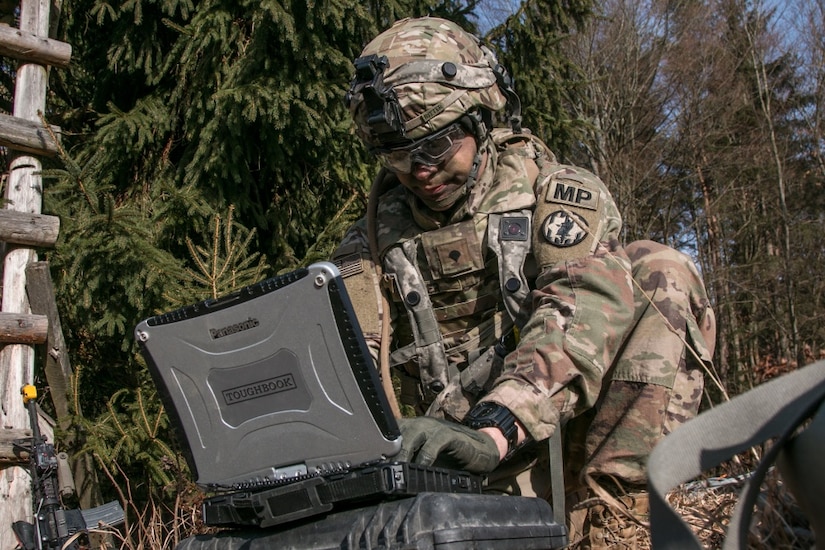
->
375 137 526 410
476 152 634 444
333 128 716 491
574 240 716 487
563 240 714 545
337 11 717 493
348 17 507 146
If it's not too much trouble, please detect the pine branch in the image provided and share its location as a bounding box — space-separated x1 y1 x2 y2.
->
179 205 267 302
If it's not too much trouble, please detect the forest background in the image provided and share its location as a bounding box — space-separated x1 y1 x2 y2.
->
1 0 823 545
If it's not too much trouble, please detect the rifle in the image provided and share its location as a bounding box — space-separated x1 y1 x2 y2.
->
12 385 125 550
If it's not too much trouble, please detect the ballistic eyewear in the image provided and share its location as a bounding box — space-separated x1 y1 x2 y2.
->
373 123 466 174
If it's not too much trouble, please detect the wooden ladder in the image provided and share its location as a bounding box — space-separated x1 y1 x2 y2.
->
0 0 74 547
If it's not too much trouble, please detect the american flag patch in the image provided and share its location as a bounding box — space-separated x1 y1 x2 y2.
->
333 253 364 278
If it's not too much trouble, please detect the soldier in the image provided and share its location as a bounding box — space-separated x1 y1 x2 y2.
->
333 16 716 549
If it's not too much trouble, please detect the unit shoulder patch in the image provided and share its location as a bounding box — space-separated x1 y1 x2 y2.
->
541 210 588 248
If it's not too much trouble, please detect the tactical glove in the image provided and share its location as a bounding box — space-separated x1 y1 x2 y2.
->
396 416 500 474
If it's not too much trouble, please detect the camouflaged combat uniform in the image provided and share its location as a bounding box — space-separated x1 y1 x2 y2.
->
333 127 716 498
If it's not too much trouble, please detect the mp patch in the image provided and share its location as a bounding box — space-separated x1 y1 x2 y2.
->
541 210 588 248
546 178 599 211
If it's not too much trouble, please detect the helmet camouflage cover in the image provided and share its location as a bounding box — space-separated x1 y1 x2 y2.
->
346 17 508 148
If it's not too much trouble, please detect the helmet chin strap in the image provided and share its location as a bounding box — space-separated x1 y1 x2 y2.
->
463 148 484 195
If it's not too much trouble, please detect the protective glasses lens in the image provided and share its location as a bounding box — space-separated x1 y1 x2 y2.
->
375 124 466 174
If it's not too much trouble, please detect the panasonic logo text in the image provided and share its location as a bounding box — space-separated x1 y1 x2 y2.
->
210 317 259 339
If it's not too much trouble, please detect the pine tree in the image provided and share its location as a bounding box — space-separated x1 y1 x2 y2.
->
41 0 483 529
485 0 594 159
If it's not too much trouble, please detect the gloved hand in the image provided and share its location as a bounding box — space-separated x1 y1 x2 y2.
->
396 417 500 474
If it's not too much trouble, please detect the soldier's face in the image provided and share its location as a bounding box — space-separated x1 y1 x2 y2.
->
395 134 484 211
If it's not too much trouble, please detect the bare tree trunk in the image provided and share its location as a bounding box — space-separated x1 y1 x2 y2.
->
695 161 732 379
743 3 802 365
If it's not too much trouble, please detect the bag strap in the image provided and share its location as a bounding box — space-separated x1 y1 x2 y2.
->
648 361 825 549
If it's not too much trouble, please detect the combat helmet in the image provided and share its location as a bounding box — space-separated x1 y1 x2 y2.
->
345 17 522 152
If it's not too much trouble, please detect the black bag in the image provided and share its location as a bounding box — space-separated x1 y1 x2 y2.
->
648 361 825 549
177 493 568 550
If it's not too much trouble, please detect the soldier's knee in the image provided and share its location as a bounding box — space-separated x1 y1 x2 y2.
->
626 241 704 294
625 239 668 264
626 240 694 274
626 240 716 357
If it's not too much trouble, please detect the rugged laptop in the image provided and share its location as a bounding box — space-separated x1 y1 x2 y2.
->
135 262 481 527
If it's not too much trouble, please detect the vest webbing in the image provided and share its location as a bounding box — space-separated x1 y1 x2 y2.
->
384 244 454 401
487 210 532 330
385 210 532 400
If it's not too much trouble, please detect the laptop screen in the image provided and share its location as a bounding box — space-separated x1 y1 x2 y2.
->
136 263 401 488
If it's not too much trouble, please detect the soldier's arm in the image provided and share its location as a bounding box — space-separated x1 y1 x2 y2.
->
482 166 636 443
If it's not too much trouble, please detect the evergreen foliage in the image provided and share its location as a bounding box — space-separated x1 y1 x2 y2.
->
34 0 825 541
485 0 594 159
81 386 183 495
176 205 268 303
42 139 192 409
39 0 498 525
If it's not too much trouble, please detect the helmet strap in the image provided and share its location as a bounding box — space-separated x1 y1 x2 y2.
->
419 142 483 212
481 44 523 134
455 113 486 198
462 146 484 196
460 110 491 142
